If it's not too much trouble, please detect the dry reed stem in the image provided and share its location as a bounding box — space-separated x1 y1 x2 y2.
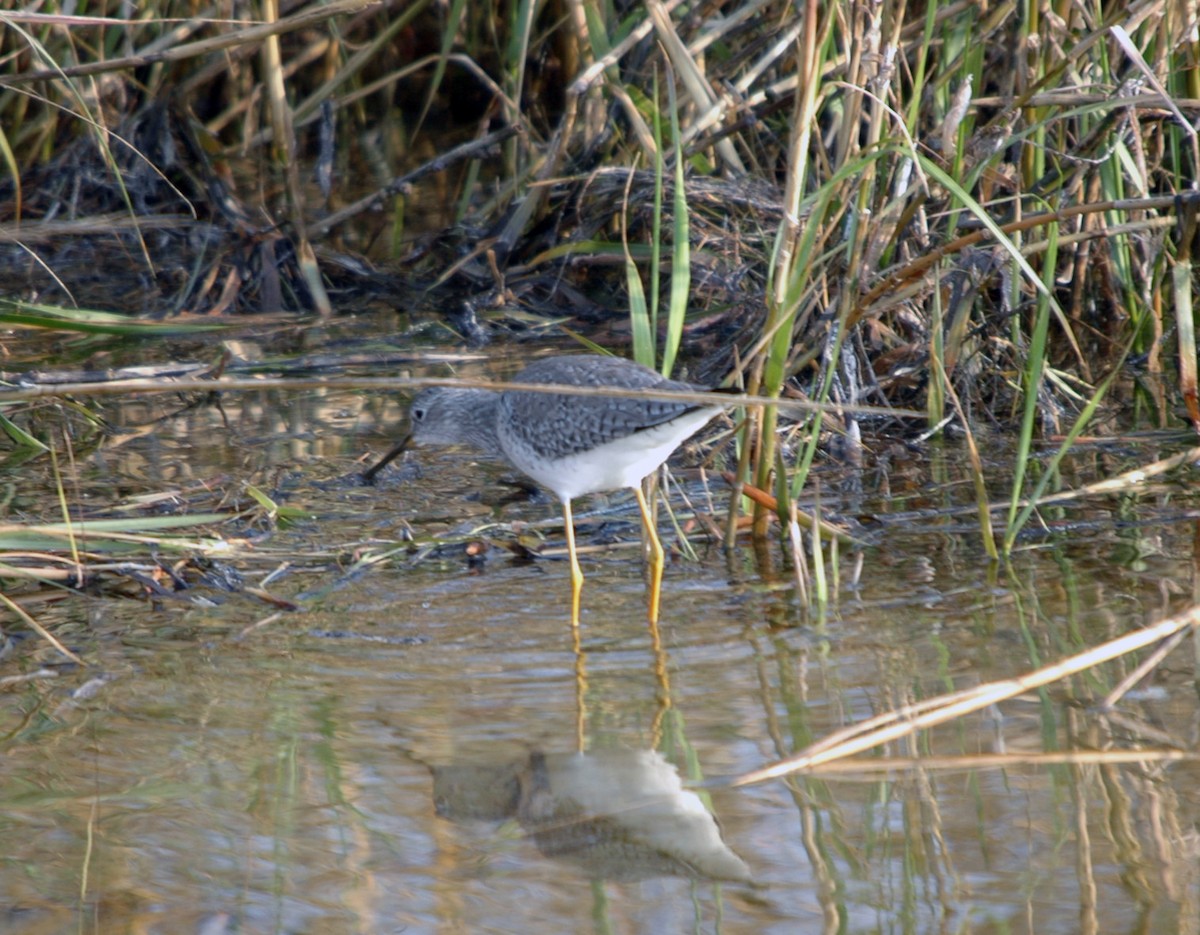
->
733 603 1200 785
0 374 925 418
0 1 375 85
789 748 1200 775
0 591 83 665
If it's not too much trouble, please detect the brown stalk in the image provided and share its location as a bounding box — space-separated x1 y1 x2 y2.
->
733 604 1200 786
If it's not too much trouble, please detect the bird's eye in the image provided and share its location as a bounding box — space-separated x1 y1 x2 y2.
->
412 406 426 422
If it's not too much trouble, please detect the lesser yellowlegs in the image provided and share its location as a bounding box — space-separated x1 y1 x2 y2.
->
391 354 721 624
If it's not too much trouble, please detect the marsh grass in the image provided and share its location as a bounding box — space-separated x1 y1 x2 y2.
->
0 2 1198 767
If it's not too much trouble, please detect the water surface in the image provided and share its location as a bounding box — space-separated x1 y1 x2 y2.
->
1 373 1197 935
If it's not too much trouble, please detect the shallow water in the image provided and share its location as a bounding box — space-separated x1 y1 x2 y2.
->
1 374 1198 934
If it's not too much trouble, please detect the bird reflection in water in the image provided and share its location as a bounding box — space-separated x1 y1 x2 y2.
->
431 748 750 883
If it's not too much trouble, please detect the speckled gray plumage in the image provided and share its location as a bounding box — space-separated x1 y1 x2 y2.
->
496 355 703 462
408 355 716 499
408 386 503 455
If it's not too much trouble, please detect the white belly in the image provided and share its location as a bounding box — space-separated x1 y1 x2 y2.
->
502 407 720 502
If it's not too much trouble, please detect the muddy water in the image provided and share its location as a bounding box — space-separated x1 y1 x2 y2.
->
1 377 1198 934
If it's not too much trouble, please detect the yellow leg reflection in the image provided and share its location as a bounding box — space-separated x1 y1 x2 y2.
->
561 498 583 627
634 485 664 624
648 572 674 748
572 615 588 753
635 482 672 745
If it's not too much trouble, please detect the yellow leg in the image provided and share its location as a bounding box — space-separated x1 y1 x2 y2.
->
634 485 664 624
562 499 583 626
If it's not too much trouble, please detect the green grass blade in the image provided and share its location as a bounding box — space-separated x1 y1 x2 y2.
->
917 155 1084 367
0 514 237 553
0 123 19 223
0 299 227 334
1004 220 1057 548
414 0 468 134
0 412 48 451
625 253 654 368
650 68 664 355
661 66 689 378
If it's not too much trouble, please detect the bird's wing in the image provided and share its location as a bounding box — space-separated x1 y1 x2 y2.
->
500 358 705 460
